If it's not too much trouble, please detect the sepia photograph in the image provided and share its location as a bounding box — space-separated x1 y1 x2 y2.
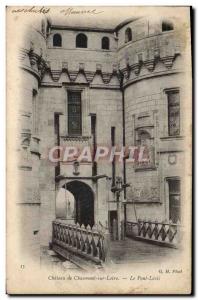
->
6 5 192 294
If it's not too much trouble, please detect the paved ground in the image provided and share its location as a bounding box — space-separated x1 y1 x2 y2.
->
41 246 80 271
108 237 179 265
40 238 179 270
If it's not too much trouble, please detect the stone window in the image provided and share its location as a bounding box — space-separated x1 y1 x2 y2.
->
102 37 110 50
68 91 82 136
167 90 180 136
168 178 181 223
125 27 132 43
162 21 174 32
53 33 62 47
76 33 87 48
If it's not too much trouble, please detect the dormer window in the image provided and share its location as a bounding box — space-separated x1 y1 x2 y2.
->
76 33 87 48
102 37 110 50
125 28 132 43
162 21 174 32
53 33 62 47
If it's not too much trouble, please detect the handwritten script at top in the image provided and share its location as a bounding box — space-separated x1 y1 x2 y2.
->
11 7 104 16
11 6 50 14
60 8 104 16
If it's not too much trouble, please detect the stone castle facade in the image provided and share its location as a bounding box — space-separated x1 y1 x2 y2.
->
17 14 189 262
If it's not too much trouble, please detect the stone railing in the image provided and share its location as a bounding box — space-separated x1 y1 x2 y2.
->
52 221 107 265
126 219 182 248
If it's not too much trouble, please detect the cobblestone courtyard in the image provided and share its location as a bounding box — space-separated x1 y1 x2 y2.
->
41 238 179 271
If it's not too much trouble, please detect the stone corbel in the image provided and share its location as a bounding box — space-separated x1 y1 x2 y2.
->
85 71 95 83
122 68 129 80
94 64 104 83
79 63 85 72
69 71 78 82
112 63 118 75
51 70 61 82
96 63 102 74
109 64 120 84
62 61 68 71
132 63 141 75
41 61 54 82
160 55 175 69
126 63 131 79
103 73 111 84
28 48 47 79
45 61 50 69
28 51 38 71
60 62 71 82
77 63 87 81
144 59 155 72
37 56 46 78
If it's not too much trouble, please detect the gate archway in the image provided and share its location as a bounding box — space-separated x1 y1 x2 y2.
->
63 181 94 227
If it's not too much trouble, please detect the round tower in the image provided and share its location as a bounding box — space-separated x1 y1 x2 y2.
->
117 16 187 223
17 16 48 262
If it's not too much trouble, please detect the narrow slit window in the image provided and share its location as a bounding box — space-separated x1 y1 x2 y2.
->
167 90 180 136
125 28 132 43
32 89 38 134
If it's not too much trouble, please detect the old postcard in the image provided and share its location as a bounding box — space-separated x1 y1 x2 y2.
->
6 6 192 294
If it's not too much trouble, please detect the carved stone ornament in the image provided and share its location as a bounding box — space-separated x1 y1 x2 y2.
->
73 161 80 175
168 153 177 165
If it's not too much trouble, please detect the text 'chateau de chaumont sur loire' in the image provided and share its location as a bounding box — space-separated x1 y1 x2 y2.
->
6 6 192 294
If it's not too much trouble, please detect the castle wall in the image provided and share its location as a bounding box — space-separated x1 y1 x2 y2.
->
47 29 117 74
116 18 186 223
17 19 47 260
48 29 117 50
38 83 122 245
17 14 188 253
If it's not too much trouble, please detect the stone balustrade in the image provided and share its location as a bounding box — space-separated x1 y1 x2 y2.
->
52 221 108 265
126 219 181 248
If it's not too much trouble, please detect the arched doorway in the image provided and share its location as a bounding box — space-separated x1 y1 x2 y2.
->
63 181 94 227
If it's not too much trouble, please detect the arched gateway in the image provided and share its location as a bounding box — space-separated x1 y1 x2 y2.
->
60 181 95 227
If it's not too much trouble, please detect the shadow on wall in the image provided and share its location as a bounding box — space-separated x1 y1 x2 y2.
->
56 188 75 221
56 181 95 227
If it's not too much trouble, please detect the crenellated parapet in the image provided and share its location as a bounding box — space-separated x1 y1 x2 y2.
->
41 61 121 88
19 47 47 81
40 30 183 88
118 31 183 85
